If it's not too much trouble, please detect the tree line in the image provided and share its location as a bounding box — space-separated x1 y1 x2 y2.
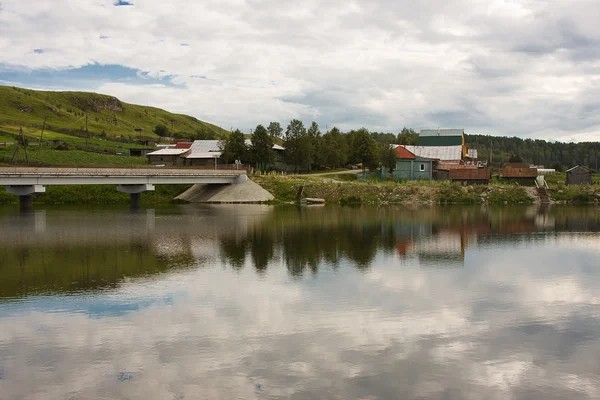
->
219 121 416 172
160 118 600 172
466 134 600 171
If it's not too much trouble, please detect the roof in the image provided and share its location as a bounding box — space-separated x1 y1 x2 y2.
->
449 168 491 180
418 129 464 146
186 140 284 157
566 165 593 173
402 145 463 162
505 162 530 169
395 146 416 159
185 151 223 159
146 148 190 156
190 140 221 153
174 142 193 149
500 167 538 178
436 163 476 170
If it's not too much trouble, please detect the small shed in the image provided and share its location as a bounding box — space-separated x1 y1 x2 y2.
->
505 162 530 169
393 146 433 180
448 168 491 185
566 165 593 186
129 148 154 157
146 148 190 165
499 167 538 185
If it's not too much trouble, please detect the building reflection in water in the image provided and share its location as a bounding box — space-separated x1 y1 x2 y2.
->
0 204 598 298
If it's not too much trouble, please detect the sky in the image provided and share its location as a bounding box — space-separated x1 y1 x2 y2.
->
0 0 599 142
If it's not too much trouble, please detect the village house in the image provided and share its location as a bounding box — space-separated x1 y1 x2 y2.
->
393 146 433 180
146 139 286 169
146 141 192 165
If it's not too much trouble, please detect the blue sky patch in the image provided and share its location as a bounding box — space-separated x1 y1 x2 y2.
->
0 63 182 89
100 35 109 39
33 49 44 54
114 0 133 6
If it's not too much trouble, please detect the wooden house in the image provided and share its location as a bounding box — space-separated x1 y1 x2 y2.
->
393 146 433 180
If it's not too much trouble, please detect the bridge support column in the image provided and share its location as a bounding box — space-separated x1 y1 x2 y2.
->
117 184 155 209
6 185 46 212
234 174 248 184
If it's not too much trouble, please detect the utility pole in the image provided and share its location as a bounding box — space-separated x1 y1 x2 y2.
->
11 127 29 164
39 116 48 145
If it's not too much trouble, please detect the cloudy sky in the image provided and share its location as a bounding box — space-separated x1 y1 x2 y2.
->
0 0 599 142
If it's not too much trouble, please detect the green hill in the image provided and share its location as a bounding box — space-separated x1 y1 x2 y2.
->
0 86 228 142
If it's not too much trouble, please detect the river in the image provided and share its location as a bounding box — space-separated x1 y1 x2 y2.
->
0 204 599 399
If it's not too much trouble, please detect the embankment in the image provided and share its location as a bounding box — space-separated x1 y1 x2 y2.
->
251 176 599 205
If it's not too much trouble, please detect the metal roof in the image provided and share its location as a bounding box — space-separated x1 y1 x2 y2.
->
500 168 538 178
187 140 284 155
419 129 464 137
190 140 221 153
566 165 593 173
185 151 223 159
146 148 190 156
401 145 462 161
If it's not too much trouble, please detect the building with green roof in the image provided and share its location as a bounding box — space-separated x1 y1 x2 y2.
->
418 129 467 158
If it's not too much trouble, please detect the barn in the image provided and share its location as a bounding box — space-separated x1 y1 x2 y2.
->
566 166 593 186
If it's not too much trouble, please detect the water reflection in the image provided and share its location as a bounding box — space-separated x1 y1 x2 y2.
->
0 204 599 399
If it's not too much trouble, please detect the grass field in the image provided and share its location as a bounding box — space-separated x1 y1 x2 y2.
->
0 86 228 142
0 147 147 166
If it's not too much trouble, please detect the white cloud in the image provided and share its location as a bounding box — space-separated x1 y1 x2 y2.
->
1 0 600 138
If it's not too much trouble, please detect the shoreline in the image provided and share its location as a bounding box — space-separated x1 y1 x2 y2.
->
0 175 598 206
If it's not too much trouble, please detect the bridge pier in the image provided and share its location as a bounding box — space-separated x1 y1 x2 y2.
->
6 185 46 212
117 184 155 209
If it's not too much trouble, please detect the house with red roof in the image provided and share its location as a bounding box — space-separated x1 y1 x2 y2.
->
393 145 433 180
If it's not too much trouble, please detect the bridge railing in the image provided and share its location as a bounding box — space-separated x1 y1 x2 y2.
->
0 163 250 172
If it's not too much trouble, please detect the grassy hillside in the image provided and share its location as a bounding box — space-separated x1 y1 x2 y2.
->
0 86 228 142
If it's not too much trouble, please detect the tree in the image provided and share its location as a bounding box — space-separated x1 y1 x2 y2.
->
550 161 565 172
154 124 169 137
219 129 247 164
267 122 283 139
283 119 310 173
508 153 524 163
397 128 418 145
380 144 397 174
307 121 322 172
250 124 274 171
349 128 379 172
322 127 348 168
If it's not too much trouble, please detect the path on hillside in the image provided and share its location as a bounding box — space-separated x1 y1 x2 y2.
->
289 169 359 183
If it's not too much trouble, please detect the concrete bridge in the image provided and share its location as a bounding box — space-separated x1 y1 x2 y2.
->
0 167 248 208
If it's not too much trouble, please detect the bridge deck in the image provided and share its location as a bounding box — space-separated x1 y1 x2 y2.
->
0 167 247 186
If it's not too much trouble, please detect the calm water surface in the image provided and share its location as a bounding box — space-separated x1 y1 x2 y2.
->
0 204 599 399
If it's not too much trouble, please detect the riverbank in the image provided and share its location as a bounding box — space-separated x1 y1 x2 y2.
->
252 175 600 205
1 172 598 206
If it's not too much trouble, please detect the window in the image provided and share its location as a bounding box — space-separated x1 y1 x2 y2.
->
420 163 425 171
